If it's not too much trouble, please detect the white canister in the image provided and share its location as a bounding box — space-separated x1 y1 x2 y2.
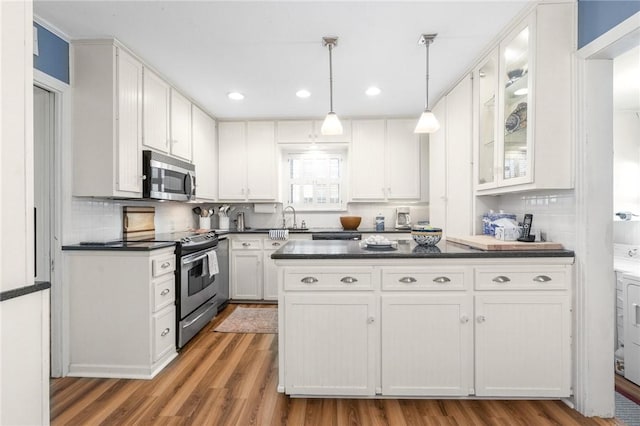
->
199 216 211 230
219 216 230 230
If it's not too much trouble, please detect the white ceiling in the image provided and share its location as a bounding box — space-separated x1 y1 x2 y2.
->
34 0 532 120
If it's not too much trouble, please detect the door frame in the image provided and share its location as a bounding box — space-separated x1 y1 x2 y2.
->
33 68 71 378
574 12 640 417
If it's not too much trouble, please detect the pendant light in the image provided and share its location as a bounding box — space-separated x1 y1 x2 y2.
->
321 36 343 135
415 33 440 133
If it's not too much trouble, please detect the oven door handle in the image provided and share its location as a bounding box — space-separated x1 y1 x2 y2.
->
182 302 216 328
182 249 215 265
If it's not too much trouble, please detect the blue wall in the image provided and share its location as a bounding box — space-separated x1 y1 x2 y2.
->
578 0 640 48
33 22 69 84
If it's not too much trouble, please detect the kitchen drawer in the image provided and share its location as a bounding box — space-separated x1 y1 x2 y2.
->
284 267 374 291
475 266 569 290
231 238 262 250
153 306 176 362
382 267 470 291
153 274 175 312
152 254 175 278
263 239 286 251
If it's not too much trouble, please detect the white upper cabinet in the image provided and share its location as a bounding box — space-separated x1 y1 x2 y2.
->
218 121 277 201
350 119 421 201
429 75 473 236
192 105 218 201
142 67 170 153
474 3 574 194
72 41 143 197
277 120 352 144
170 89 192 161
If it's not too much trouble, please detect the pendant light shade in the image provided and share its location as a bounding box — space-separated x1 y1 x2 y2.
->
321 36 343 136
415 33 440 134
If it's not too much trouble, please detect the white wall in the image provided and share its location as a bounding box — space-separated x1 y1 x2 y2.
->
0 0 51 424
613 111 640 245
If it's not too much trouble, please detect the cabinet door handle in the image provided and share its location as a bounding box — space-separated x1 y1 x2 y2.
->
161 328 170 337
161 261 171 269
160 288 170 296
533 275 552 283
492 276 511 283
367 316 375 324
460 315 469 324
242 242 251 247
301 277 318 284
399 277 417 284
477 315 486 323
634 303 640 326
433 276 451 284
141 175 147 181
340 276 358 284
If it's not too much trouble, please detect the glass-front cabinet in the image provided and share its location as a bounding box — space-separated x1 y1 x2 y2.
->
474 3 574 195
476 49 498 190
499 21 532 186
475 17 533 191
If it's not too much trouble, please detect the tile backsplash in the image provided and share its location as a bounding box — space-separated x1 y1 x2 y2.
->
68 198 429 243
494 189 577 250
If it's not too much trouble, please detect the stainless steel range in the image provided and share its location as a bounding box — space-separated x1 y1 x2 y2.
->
154 231 229 349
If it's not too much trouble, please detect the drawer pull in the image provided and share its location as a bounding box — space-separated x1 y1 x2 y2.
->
533 275 552 283
161 328 170 337
242 242 251 247
634 303 640 326
161 261 171 269
460 315 469 324
433 276 451 284
272 242 281 247
477 315 486 323
301 276 318 284
340 276 358 284
399 277 417 284
160 288 170 296
492 276 511 284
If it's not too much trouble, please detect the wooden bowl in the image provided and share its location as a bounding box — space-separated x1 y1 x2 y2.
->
340 216 361 230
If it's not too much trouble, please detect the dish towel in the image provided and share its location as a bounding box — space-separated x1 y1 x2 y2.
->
207 250 219 277
269 229 289 240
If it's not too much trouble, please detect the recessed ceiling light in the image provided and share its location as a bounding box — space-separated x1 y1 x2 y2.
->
365 86 381 96
227 92 244 101
296 89 311 98
514 88 528 96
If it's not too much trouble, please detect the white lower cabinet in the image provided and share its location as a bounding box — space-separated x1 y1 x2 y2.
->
278 259 573 398
230 237 263 300
381 294 473 396
284 293 377 396
263 239 286 301
66 246 177 379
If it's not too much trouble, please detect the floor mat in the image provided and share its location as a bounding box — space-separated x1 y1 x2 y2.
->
616 391 640 426
213 306 277 334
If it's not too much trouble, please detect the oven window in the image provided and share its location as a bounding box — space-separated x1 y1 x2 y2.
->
150 167 187 195
187 258 214 297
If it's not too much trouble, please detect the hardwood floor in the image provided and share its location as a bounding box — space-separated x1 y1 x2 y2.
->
51 304 622 425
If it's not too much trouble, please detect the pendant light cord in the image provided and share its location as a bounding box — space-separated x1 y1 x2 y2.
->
425 39 430 111
328 42 334 113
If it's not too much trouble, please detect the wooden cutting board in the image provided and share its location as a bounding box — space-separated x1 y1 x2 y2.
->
447 235 563 251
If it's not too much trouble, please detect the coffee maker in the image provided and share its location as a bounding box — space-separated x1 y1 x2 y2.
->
395 207 411 230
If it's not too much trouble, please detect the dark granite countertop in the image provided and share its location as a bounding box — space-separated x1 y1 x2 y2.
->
271 239 575 259
62 241 176 251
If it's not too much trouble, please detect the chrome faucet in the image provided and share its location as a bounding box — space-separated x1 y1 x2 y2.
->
282 205 297 229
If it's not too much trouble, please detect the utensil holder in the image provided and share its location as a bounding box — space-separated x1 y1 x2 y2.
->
199 216 211 230
219 216 229 230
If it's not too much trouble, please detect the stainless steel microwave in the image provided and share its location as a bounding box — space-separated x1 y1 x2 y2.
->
142 150 196 201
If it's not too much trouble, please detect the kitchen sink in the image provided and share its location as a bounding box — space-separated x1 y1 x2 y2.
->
244 227 309 232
